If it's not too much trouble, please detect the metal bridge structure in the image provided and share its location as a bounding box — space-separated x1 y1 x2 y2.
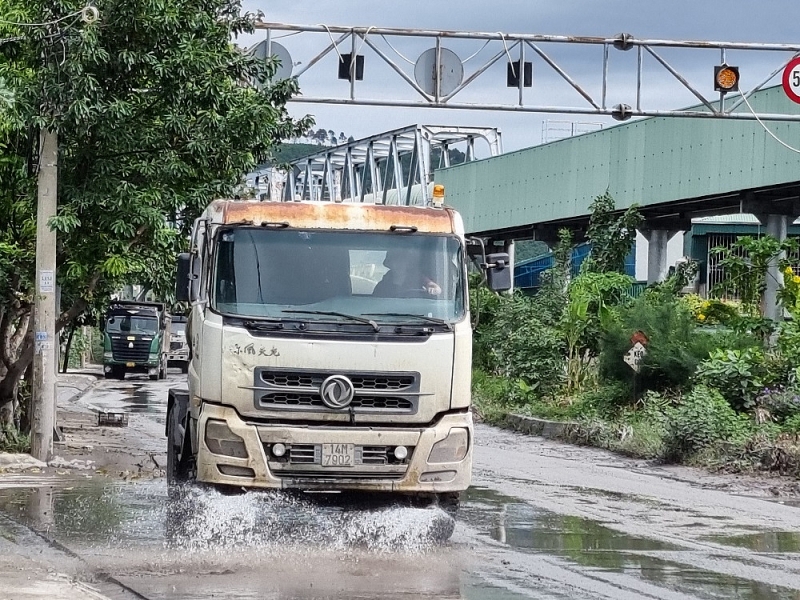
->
251 125 502 205
254 21 800 122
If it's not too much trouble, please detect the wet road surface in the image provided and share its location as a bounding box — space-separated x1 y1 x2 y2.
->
2 375 800 599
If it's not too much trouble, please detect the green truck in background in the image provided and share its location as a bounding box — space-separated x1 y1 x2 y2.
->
103 301 170 380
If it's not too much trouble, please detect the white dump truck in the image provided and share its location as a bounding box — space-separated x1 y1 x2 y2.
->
167 193 510 514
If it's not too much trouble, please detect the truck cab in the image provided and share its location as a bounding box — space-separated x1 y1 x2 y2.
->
168 316 190 373
167 199 510 514
103 301 170 380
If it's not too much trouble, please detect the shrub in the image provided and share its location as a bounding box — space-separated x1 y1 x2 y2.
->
754 387 800 422
599 297 723 395
664 386 752 461
695 348 773 411
477 293 565 397
0 427 30 453
783 414 800 434
575 382 632 418
472 369 515 425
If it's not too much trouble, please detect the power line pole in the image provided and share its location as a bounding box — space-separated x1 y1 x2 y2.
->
30 128 58 462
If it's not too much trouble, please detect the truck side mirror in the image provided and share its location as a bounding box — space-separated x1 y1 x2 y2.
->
485 252 512 292
176 253 191 302
466 238 485 258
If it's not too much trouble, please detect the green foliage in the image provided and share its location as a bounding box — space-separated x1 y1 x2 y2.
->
664 386 752 461
0 426 30 453
696 348 772 411
646 259 699 301
535 228 573 325
0 0 311 415
754 386 800 423
471 369 515 425
3 0 312 305
710 235 789 317
476 293 565 397
600 296 716 395
784 414 800 434
514 239 551 263
581 191 642 274
562 272 633 394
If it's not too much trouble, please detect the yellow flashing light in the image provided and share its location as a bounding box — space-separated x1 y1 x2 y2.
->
432 184 445 207
714 65 739 93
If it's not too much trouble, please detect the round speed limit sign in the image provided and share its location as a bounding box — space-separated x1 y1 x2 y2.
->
782 56 800 104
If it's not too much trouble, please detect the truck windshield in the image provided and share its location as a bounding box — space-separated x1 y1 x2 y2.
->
213 228 465 323
106 316 158 335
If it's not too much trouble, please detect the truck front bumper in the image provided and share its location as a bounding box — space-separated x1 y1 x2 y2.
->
195 403 472 494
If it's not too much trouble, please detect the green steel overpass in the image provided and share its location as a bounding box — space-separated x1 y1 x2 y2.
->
437 85 800 243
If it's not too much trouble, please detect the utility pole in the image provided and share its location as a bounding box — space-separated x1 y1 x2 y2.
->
30 128 58 462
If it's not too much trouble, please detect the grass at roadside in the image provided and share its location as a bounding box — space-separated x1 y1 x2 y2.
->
473 369 800 478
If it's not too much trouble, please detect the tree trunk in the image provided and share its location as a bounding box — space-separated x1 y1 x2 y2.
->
19 361 33 433
62 325 75 374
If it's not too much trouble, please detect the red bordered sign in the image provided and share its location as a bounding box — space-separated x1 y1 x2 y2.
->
782 56 800 104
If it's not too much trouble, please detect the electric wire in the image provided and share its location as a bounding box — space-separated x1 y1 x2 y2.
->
320 24 343 62
741 90 800 154
462 39 491 63
498 32 515 76
380 34 415 65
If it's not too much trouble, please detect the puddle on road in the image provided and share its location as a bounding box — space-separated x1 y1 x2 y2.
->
0 480 494 600
0 479 454 554
708 531 800 553
462 486 800 600
87 383 167 425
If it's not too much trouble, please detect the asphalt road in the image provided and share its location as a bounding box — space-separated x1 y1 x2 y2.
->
1 374 800 599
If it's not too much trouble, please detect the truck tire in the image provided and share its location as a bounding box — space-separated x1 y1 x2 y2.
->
437 492 460 517
167 413 193 486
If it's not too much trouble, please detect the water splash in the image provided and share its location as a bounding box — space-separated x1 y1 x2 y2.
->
162 484 454 554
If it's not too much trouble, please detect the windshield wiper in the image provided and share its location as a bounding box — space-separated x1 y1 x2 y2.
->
363 313 453 331
282 310 380 332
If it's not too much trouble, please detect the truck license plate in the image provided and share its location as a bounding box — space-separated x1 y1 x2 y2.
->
126 362 135 367
322 444 354 467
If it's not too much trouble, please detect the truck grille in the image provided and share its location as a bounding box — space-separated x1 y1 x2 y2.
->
260 393 413 411
170 341 183 350
110 337 151 362
253 368 420 415
266 443 412 479
260 371 415 391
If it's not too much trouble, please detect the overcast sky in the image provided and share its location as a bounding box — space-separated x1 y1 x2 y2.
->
240 1 799 152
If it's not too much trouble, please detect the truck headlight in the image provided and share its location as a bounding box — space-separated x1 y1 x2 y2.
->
204 419 248 458
427 428 469 464
103 352 113 360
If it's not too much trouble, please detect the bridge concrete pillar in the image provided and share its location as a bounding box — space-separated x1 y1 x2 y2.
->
762 213 788 323
504 240 515 294
642 229 679 284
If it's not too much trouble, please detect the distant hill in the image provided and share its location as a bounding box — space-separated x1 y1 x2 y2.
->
269 143 322 165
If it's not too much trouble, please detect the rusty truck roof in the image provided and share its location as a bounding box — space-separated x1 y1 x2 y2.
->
205 200 458 234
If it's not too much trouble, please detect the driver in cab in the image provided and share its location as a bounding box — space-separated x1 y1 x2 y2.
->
372 250 442 297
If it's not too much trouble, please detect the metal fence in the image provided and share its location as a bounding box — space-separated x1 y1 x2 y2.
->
706 233 800 301
514 242 636 291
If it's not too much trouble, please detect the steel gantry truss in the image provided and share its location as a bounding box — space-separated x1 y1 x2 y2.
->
251 125 502 205
254 21 800 121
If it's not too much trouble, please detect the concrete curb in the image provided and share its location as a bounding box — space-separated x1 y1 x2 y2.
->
504 413 578 440
57 373 100 407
